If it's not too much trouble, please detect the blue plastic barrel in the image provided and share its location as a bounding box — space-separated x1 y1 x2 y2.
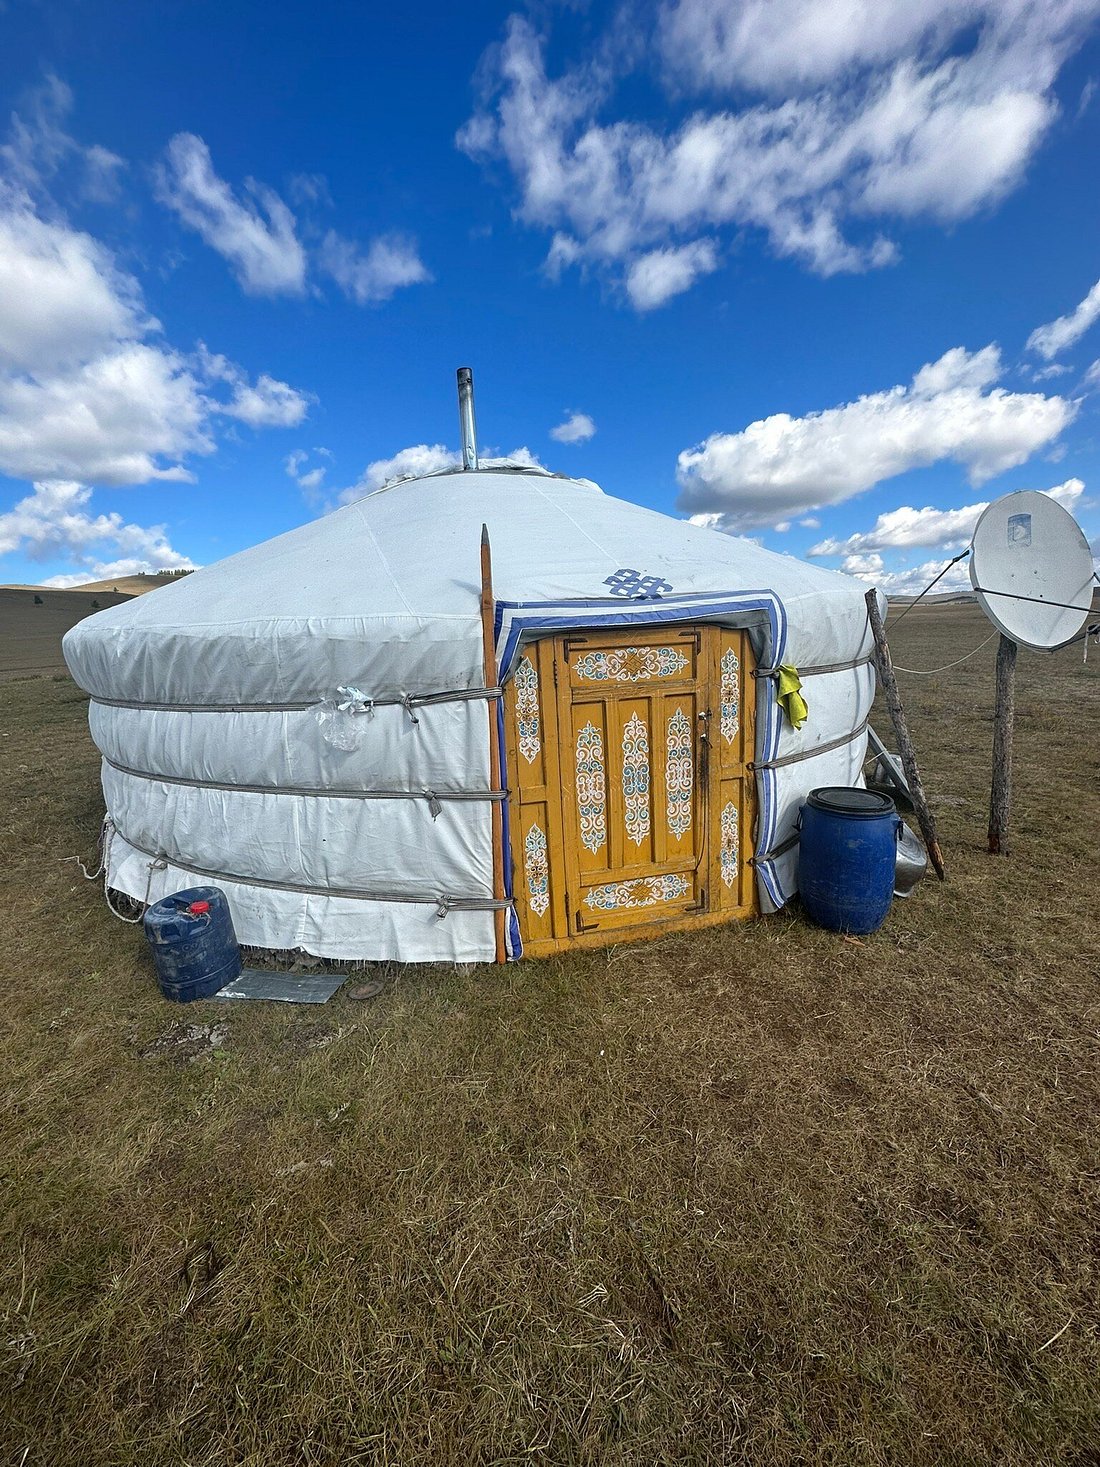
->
798 787 901 934
143 886 241 1002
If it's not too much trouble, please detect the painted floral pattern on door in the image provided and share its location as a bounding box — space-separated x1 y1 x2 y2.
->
524 822 550 916
583 873 690 911
665 706 693 840
575 721 607 854
720 648 741 744
720 800 739 888
621 711 651 846
574 646 689 682
514 655 541 764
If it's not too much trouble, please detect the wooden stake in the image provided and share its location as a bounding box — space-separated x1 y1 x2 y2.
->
987 633 1017 856
864 589 947 881
480 524 507 963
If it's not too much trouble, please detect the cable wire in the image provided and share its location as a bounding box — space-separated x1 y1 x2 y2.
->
892 626 999 675
890 548 971 625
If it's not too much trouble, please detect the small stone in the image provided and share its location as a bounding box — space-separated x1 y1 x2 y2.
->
346 980 385 1001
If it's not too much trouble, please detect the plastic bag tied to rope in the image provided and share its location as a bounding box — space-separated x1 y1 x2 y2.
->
776 664 808 729
336 685 374 716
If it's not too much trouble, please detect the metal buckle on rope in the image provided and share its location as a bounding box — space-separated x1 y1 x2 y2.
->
424 789 443 819
435 896 452 920
401 693 420 725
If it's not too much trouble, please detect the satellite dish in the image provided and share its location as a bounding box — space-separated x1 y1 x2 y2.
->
969 490 1095 650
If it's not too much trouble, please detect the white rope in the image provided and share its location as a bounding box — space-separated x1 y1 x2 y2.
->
104 854 165 923
892 627 999 676
62 815 112 881
77 817 163 924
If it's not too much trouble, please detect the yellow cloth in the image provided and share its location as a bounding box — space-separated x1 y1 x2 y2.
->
776 664 808 729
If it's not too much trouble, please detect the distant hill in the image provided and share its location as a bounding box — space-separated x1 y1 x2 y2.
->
0 586 132 678
59 570 189 595
887 591 977 605
0 570 189 597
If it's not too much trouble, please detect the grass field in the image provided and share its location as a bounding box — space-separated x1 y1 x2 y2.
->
2 603 1099 1466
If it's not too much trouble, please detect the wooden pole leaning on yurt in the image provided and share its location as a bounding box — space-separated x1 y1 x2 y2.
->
987 633 1017 855
864 588 947 881
480 524 507 963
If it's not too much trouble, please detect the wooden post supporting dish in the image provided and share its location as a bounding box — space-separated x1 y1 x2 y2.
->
480 524 507 962
864 589 947 881
987 633 1017 855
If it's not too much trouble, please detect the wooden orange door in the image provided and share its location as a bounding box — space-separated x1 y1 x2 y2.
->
504 624 755 955
556 626 707 937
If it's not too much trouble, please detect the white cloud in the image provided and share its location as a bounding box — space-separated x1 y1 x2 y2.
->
0 132 312 486
0 211 310 485
675 345 1076 530
657 0 1092 95
849 555 976 596
157 133 308 296
549 410 596 443
0 75 125 206
154 138 431 306
80 143 126 204
219 372 310 429
1032 362 1072 379
0 341 210 485
799 516 820 528
318 230 431 304
285 448 330 497
840 552 885 576
625 241 718 309
809 478 1085 557
342 443 458 501
0 480 194 581
812 502 989 557
337 444 544 504
459 5 1098 303
0 89 312 584
0 206 151 373
1027 277 1100 359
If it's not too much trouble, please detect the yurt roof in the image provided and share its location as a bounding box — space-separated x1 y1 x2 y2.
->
64 467 872 706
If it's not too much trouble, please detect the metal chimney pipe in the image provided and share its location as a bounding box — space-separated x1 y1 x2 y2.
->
457 367 478 471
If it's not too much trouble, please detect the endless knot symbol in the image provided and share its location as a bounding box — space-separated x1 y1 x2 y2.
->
603 567 674 599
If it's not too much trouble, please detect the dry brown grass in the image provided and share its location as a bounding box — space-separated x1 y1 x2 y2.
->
2 604 1099 1466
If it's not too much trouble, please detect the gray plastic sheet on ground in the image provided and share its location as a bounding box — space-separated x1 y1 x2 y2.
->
213 967 345 1004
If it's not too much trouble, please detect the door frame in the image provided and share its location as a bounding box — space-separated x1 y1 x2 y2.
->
500 613 765 956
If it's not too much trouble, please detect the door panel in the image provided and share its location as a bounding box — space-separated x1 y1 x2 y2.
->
505 623 755 955
502 639 567 950
558 628 704 936
708 628 756 918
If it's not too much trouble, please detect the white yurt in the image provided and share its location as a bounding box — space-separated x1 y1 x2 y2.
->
63 377 879 963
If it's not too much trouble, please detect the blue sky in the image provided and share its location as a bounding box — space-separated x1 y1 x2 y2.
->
1 0 1099 594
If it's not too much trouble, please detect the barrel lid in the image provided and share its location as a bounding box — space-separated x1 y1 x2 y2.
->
807 786 896 818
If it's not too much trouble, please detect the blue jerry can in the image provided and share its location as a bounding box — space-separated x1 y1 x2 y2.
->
143 886 242 1002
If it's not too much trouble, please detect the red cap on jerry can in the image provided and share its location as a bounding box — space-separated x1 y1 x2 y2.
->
188 900 211 915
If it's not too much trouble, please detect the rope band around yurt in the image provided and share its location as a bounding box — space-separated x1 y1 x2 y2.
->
110 823 514 918
749 830 801 866
102 756 505 815
749 716 870 772
754 654 873 679
87 686 504 715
